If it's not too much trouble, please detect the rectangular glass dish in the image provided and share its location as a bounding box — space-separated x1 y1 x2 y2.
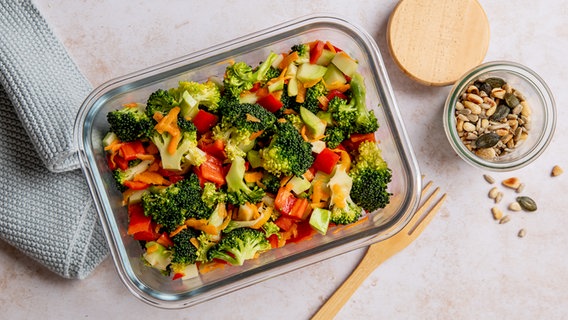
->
75 14 421 309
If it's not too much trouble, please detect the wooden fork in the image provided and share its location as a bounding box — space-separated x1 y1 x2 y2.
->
312 180 447 320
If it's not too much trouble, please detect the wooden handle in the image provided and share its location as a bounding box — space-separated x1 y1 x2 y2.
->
312 248 388 319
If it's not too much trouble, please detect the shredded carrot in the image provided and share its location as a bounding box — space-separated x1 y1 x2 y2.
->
147 161 160 172
169 224 187 237
318 95 330 111
325 81 350 92
342 215 369 231
244 171 263 183
267 67 289 87
300 125 310 142
190 237 200 249
123 102 138 108
296 83 306 103
133 171 170 186
136 153 155 161
325 41 336 53
303 169 315 182
184 218 219 235
278 51 299 69
331 184 346 209
251 207 272 229
249 130 264 141
282 108 298 115
104 139 123 153
199 261 227 274
146 243 160 254
154 107 181 155
332 148 352 171
272 90 283 101
302 78 321 88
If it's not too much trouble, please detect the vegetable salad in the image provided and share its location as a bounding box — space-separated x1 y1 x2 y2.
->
103 40 392 280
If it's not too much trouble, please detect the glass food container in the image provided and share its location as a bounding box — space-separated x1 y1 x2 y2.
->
75 14 421 308
443 61 556 171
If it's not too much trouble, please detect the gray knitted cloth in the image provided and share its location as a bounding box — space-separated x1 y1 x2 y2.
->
0 1 108 278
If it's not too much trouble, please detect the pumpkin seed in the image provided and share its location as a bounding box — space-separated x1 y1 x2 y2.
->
475 80 493 96
504 92 520 107
516 196 537 212
489 104 510 122
475 132 500 148
485 77 506 88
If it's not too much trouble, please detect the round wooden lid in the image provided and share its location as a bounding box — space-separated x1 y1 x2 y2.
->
387 0 490 86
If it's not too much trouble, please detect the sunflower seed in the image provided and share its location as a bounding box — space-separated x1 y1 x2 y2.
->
518 229 526 238
483 174 495 184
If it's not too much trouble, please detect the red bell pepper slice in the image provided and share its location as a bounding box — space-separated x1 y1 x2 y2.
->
120 141 146 161
123 180 150 190
200 154 226 186
114 154 129 170
326 89 348 102
275 187 297 215
168 175 185 184
309 40 325 64
288 220 315 244
268 234 279 249
343 133 376 152
172 273 185 280
107 154 117 170
192 109 218 134
156 232 175 248
257 93 284 113
274 215 297 232
127 204 155 236
199 139 226 160
312 148 340 174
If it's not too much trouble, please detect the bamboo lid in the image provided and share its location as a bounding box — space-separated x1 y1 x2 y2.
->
387 0 490 86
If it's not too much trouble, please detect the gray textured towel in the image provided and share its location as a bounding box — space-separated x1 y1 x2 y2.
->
0 1 108 278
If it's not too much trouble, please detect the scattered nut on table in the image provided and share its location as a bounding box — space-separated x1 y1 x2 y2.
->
551 165 563 177
502 177 521 189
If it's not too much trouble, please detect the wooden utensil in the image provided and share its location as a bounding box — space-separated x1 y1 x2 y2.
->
312 180 447 319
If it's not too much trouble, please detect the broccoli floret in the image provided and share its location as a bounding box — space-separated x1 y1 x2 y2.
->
259 121 314 177
223 52 280 99
265 66 281 82
107 104 152 141
349 72 379 134
149 109 206 171
279 84 300 111
327 164 363 225
195 232 217 263
212 102 277 161
301 81 327 114
290 43 310 64
323 126 347 149
141 174 212 232
207 228 271 266
261 221 280 239
327 96 356 129
225 156 265 205
112 160 152 192
260 171 281 194
171 228 200 266
349 140 392 212
145 89 178 119
201 182 227 209
169 80 221 117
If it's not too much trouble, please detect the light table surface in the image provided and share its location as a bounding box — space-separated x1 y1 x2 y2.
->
2 1 567 319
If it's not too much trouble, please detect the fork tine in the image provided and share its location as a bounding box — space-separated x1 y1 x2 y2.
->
408 191 447 236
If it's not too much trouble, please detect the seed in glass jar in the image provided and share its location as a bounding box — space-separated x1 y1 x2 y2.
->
485 77 506 88
475 132 500 148
504 92 520 107
516 196 537 212
463 122 476 132
476 147 496 159
489 104 510 122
